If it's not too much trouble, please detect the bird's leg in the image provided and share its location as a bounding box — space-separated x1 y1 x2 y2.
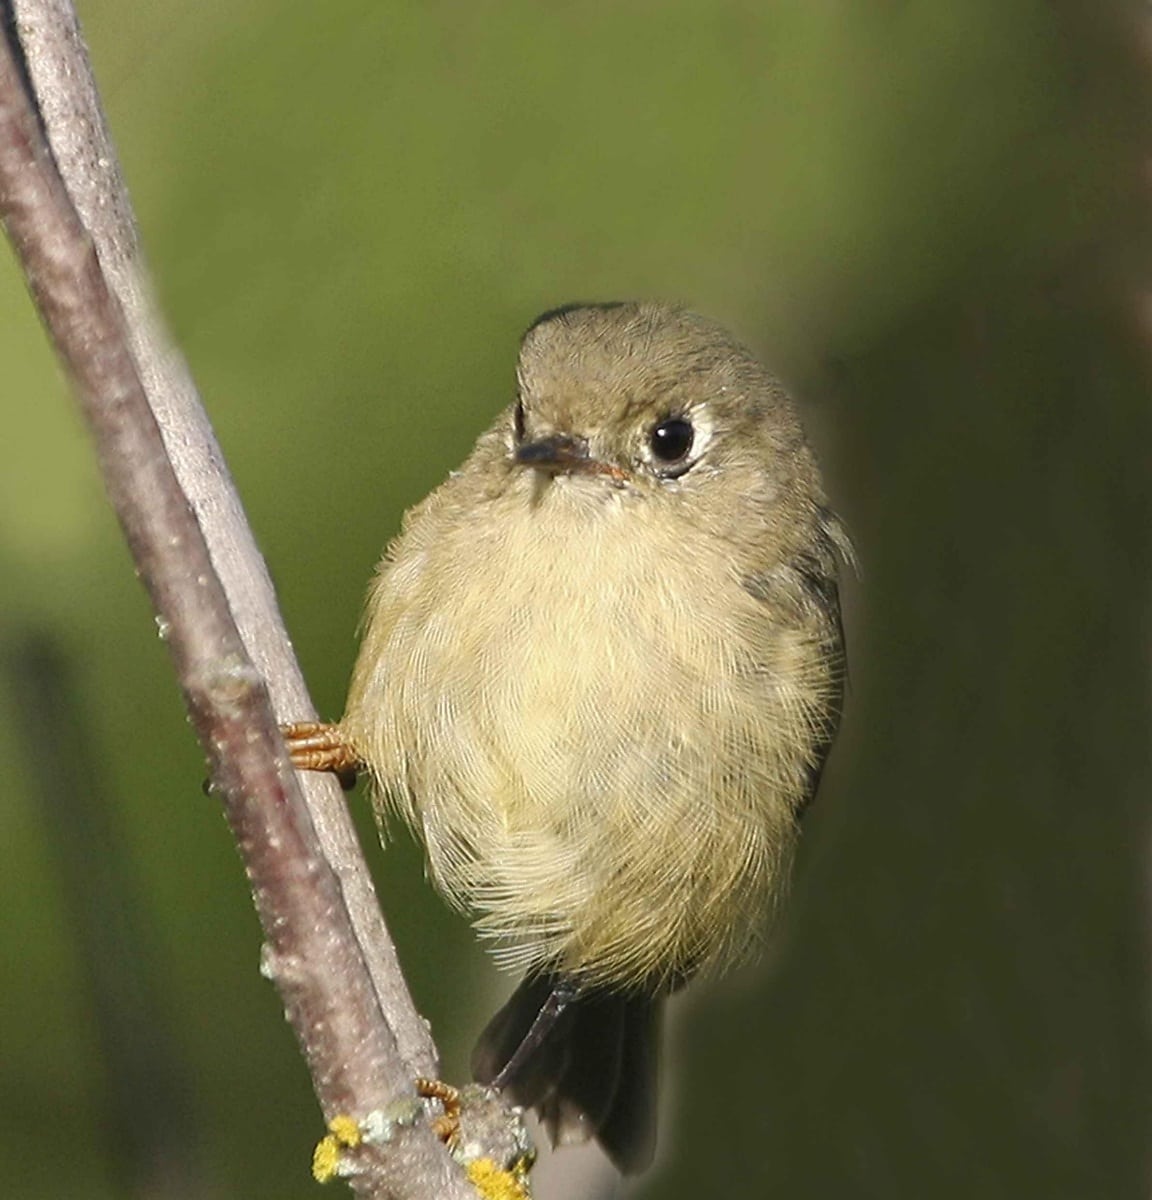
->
280 721 361 790
490 980 581 1090
416 1077 462 1143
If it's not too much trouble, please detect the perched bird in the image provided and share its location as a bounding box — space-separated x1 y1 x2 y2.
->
286 302 849 1174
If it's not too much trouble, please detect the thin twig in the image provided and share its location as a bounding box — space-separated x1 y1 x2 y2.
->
10 0 440 1085
0 5 471 1197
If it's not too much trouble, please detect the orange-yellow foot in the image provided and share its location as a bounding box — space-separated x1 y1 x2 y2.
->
280 721 360 789
417 1077 463 1144
416 1079 535 1199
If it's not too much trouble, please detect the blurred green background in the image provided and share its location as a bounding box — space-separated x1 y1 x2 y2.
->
1 1 1148 1197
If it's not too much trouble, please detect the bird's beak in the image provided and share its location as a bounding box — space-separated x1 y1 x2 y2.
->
515 434 629 483
515 433 594 474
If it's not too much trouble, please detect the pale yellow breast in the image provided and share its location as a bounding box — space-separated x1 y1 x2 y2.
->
343 475 828 987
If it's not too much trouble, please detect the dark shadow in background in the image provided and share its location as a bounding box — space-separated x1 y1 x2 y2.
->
659 8 1152 1199
6 635 215 1200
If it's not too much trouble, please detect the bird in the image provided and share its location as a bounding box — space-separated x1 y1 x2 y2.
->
284 301 849 1174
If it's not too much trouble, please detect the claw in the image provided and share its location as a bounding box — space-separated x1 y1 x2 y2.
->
281 721 360 789
417 1077 462 1145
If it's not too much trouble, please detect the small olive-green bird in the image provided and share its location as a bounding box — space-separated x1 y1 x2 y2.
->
289 302 848 1174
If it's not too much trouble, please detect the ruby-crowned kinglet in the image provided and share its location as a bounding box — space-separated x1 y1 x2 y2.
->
286 302 848 1174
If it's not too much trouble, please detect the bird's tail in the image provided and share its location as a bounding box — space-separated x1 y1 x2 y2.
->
471 971 662 1175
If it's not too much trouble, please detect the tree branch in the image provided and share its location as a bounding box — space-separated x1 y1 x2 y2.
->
0 4 473 1196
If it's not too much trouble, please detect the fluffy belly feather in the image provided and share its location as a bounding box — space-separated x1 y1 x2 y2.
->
344 482 818 988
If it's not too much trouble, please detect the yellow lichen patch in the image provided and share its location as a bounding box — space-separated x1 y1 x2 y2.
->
311 1134 343 1184
328 1114 363 1147
465 1156 532 1200
311 1114 364 1182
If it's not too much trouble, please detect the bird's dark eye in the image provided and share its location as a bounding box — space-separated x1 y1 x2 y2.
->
513 398 526 442
649 417 694 465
